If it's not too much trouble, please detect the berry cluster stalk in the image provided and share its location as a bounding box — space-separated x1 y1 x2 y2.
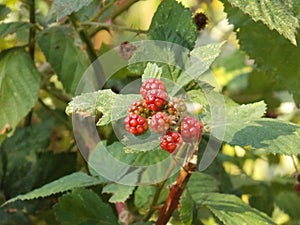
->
155 146 198 225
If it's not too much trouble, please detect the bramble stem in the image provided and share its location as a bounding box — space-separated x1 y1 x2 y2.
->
155 146 198 225
82 22 148 36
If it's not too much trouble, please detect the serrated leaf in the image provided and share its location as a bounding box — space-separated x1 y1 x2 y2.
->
54 188 118 225
275 191 300 220
223 0 300 102
88 142 179 185
206 101 266 142
52 0 94 21
66 91 100 117
0 4 10 20
187 172 219 196
141 63 162 82
97 90 139 126
0 22 30 39
102 183 134 203
148 0 197 50
3 172 105 205
0 48 40 132
179 190 194 225
134 186 156 209
226 0 299 45
194 193 276 225
220 118 300 155
37 26 88 95
129 42 223 92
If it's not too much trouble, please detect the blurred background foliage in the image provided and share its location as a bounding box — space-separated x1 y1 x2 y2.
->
0 0 299 224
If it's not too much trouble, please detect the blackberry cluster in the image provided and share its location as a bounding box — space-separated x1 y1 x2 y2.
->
124 78 203 153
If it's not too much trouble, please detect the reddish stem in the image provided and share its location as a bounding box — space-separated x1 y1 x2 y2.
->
155 155 197 225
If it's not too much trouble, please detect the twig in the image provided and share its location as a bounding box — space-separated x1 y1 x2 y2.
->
25 0 36 127
82 22 148 36
155 146 198 225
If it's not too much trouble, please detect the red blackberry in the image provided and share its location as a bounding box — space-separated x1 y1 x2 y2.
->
150 112 170 134
145 89 168 111
179 116 203 143
127 100 149 118
160 131 183 153
124 114 148 135
140 78 166 99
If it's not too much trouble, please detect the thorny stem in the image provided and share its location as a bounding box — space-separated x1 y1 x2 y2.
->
25 0 36 127
155 145 198 225
69 14 98 63
82 22 148 37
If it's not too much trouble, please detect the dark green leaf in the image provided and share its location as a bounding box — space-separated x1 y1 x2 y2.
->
134 186 156 209
275 191 300 220
102 183 135 203
187 172 219 195
226 0 299 45
193 193 276 225
0 48 40 132
4 172 106 205
0 122 52 198
0 4 10 20
54 188 118 225
179 190 195 225
37 26 89 95
52 0 94 21
148 0 197 50
223 0 300 102
0 22 30 39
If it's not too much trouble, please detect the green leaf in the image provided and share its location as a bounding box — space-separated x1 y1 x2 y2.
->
148 0 197 50
66 90 101 117
97 91 139 126
0 48 40 132
193 193 276 225
205 101 266 143
54 188 118 225
141 63 162 82
226 0 299 45
223 0 300 102
220 118 300 155
187 172 219 195
37 26 89 95
0 4 10 20
0 22 30 39
179 190 195 225
129 42 223 91
52 0 94 21
134 186 156 209
96 89 118 126
275 191 300 220
102 183 135 203
3 172 106 205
